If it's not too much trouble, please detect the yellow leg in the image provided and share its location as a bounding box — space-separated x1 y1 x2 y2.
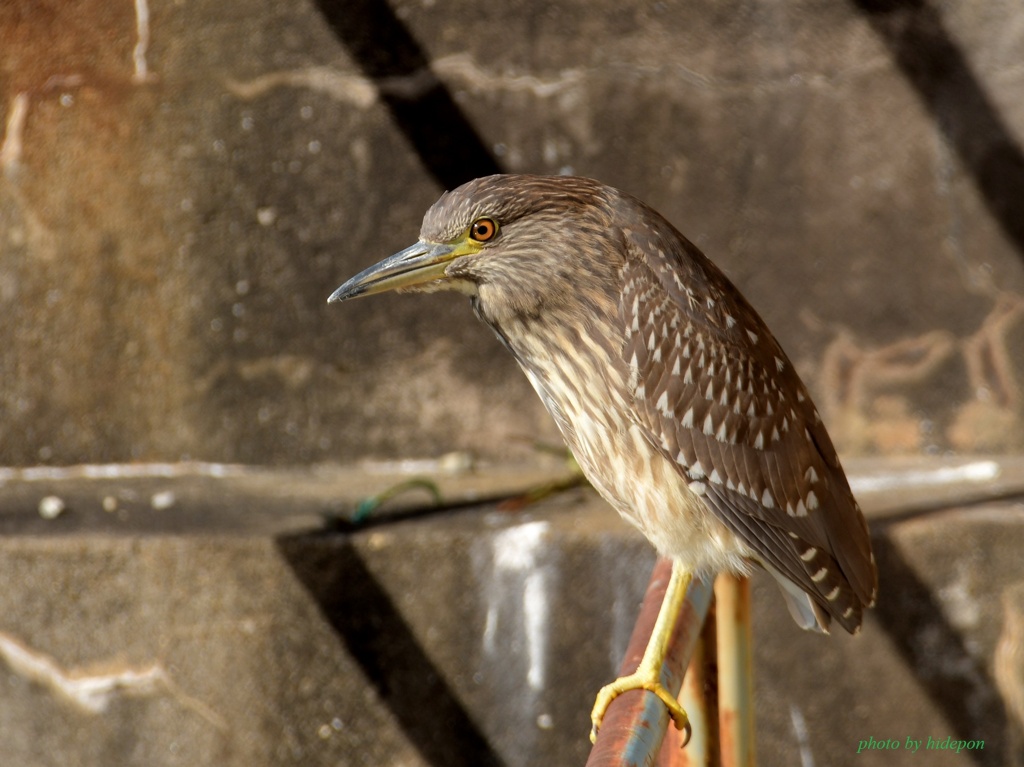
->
590 562 693 743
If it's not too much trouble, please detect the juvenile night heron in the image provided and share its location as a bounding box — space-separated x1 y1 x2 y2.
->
329 174 877 740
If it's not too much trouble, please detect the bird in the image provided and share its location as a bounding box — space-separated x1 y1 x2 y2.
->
328 173 877 742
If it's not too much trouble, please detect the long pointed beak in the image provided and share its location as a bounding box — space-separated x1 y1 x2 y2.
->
328 241 459 303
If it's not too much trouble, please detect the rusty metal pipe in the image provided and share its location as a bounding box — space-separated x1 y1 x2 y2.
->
715 574 755 767
670 598 718 767
586 558 714 767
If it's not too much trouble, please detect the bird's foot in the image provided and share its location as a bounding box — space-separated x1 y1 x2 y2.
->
589 672 691 745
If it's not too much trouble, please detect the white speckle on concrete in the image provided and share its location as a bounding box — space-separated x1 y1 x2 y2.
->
849 460 1000 494
790 703 816 767
38 495 65 519
0 462 246 483
482 521 552 692
522 571 546 690
939 564 981 630
493 520 549 572
150 490 176 510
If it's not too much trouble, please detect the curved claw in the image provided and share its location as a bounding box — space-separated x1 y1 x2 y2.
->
589 674 691 745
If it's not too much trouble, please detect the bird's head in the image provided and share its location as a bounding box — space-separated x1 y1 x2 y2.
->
328 174 621 320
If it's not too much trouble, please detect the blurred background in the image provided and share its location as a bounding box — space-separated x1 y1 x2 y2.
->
2 0 1024 765
4 0 1024 466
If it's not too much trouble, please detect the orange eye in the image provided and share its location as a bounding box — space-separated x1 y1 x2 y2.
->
469 218 498 242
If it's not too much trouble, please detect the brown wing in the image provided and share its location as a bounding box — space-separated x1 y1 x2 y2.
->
618 221 876 632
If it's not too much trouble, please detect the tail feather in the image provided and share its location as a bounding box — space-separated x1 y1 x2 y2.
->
763 562 831 634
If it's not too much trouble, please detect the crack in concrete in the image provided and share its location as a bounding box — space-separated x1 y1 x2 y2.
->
0 92 29 176
433 54 584 98
961 293 1024 409
0 631 225 728
995 585 1024 736
132 0 153 83
224 55 586 109
818 293 1024 452
224 67 378 108
224 52 895 111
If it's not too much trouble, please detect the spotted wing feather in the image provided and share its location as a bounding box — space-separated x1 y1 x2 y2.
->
618 221 876 633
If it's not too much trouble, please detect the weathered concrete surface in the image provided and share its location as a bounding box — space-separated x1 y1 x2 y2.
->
2 1 1024 465
0 458 1022 766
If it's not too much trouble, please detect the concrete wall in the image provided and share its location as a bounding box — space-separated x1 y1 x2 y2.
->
3 0 1024 466
0 464 1021 767
3 3 1024 766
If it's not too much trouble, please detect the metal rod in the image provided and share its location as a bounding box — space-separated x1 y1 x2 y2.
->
672 594 719 767
586 558 714 767
715 574 756 767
